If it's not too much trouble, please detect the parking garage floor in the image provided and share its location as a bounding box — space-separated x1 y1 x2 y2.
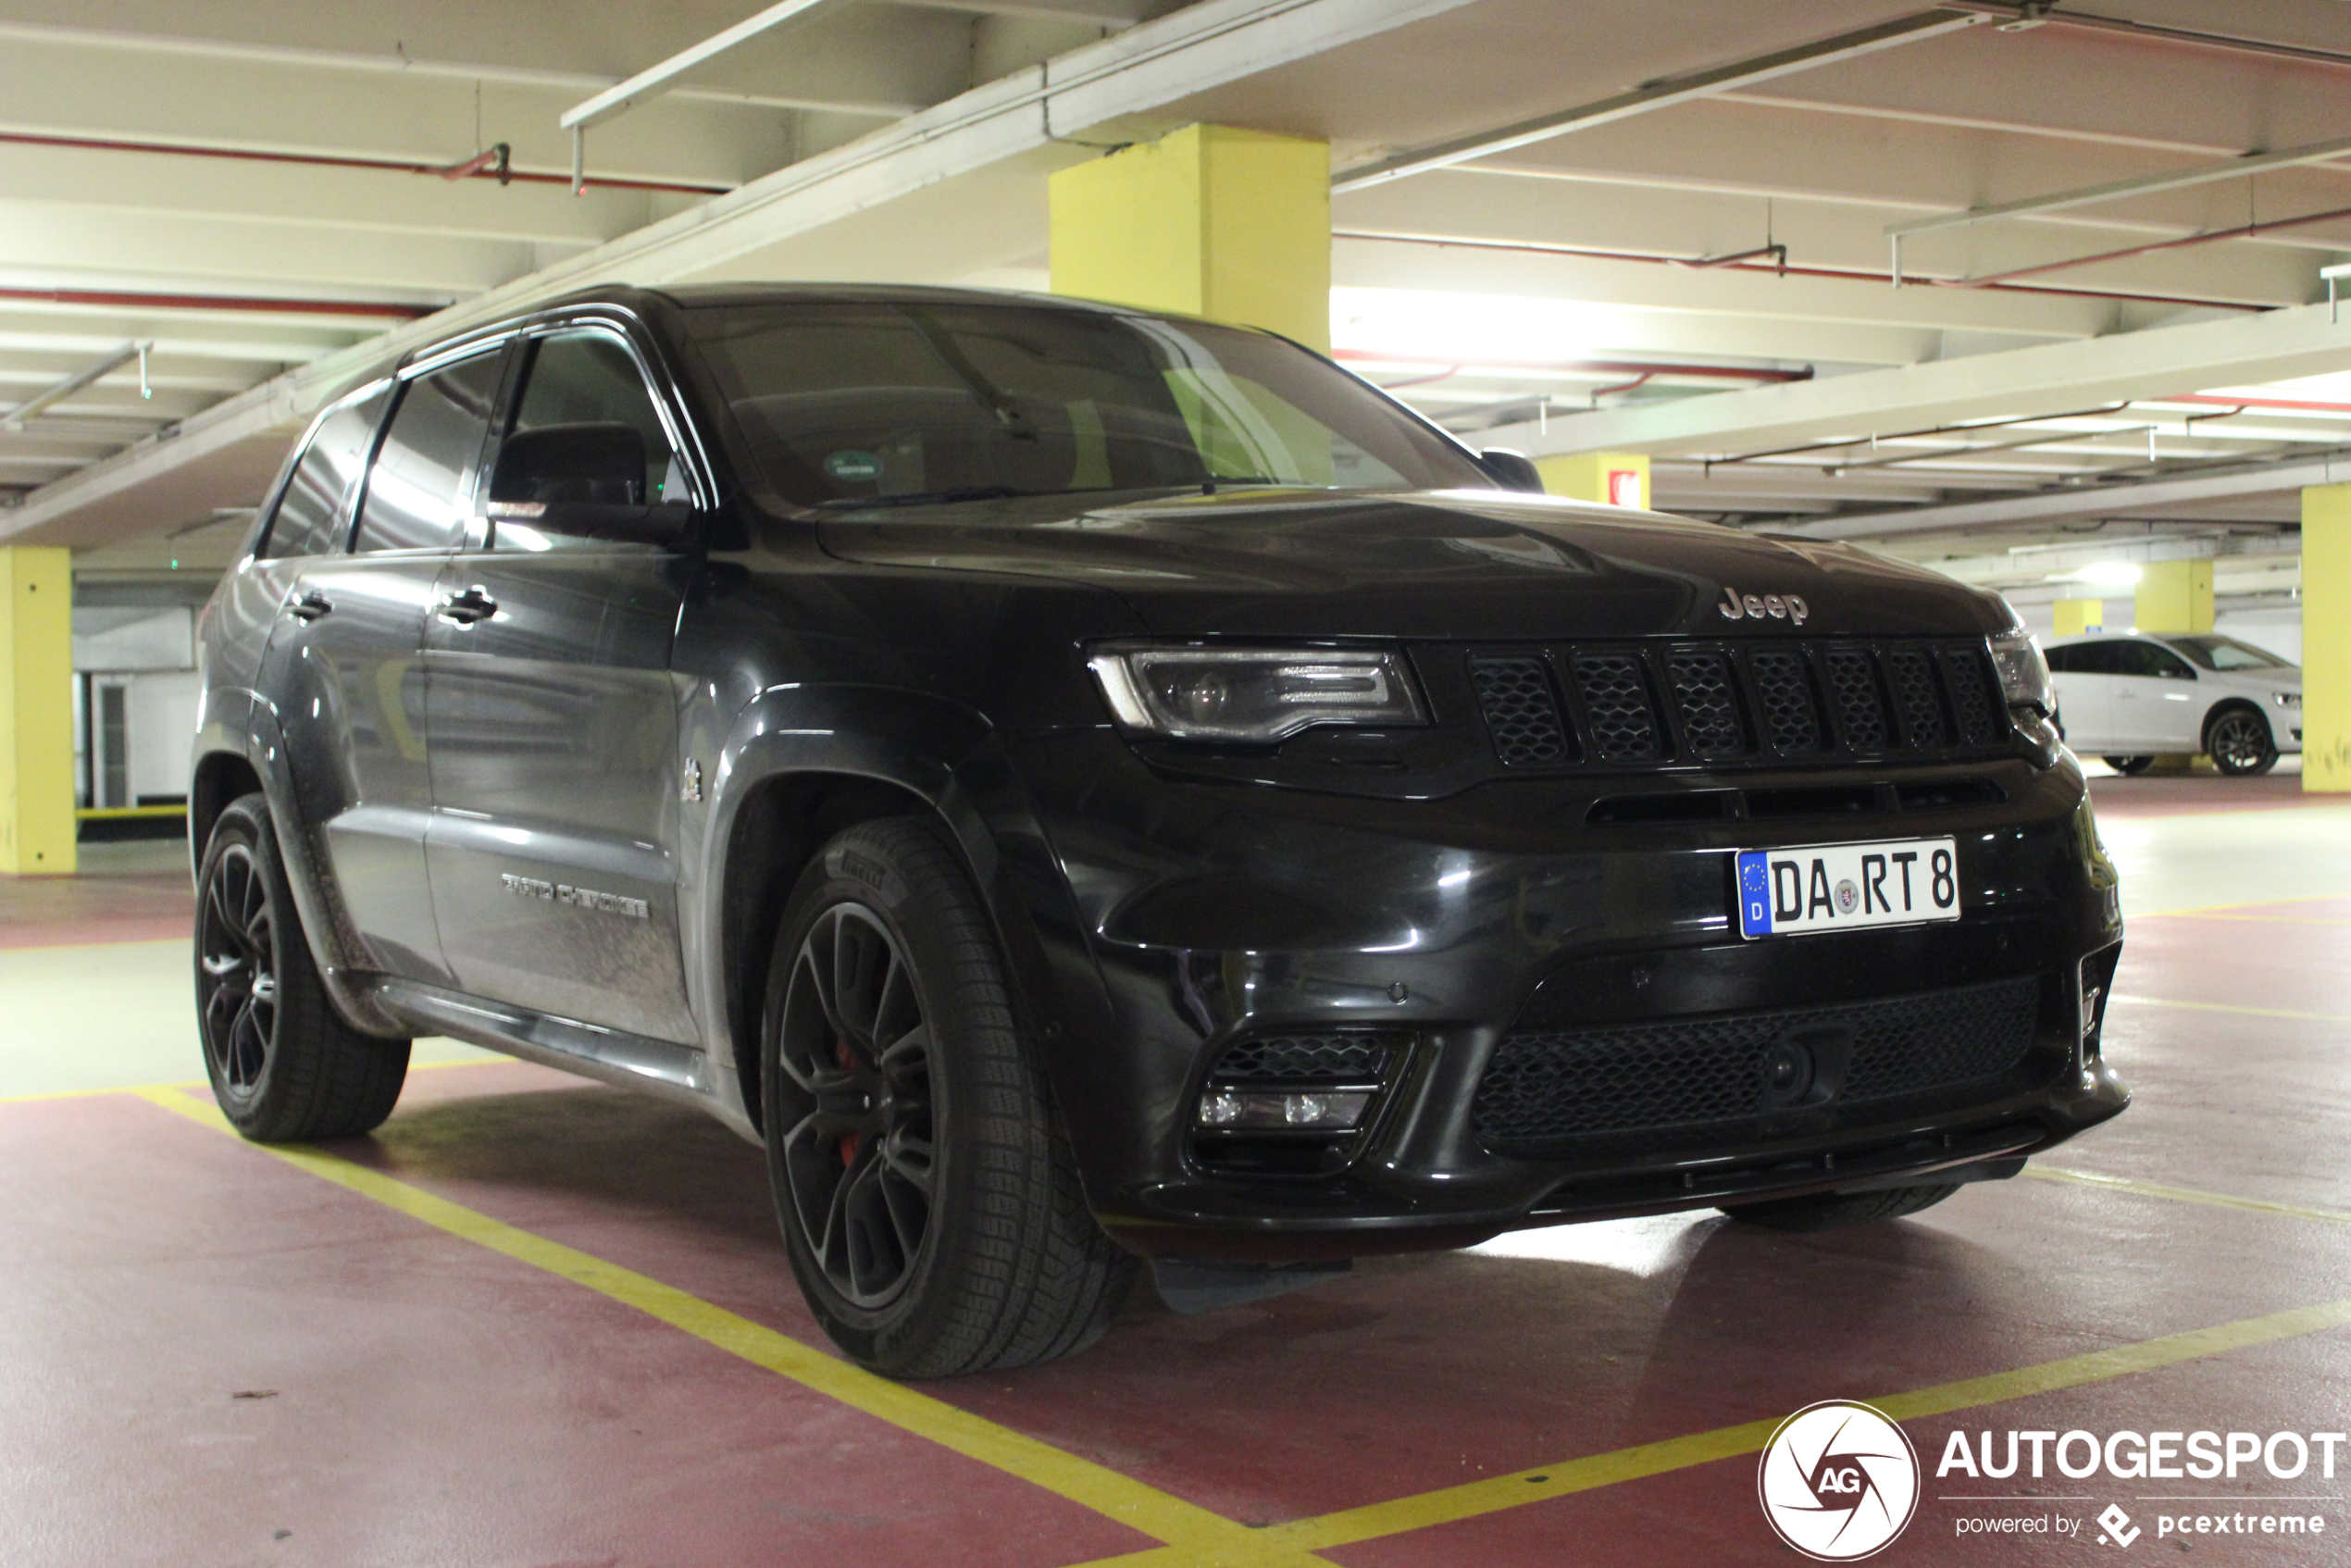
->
6 775 2350 1566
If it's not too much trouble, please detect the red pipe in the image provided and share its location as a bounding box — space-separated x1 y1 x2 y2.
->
1333 230 2270 313
2168 392 2351 415
1943 205 2351 288
0 128 732 197
0 283 438 319
1334 348 1810 382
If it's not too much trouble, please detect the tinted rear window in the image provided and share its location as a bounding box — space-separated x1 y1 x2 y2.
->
354 351 505 552
260 386 389 558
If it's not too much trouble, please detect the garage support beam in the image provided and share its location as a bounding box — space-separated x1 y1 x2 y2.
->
1050 125 1333 353
2305 485 2351 794
2133 560 2214 634
0 546 75 874
1536 452 1649 508
2052 599 2103 639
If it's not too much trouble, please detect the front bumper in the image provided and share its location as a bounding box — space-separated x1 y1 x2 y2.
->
1008 732 2127 1262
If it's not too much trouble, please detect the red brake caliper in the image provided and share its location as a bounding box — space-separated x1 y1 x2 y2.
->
836 1038 861 1167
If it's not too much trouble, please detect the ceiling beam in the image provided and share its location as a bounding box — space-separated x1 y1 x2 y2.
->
1330 6 1990 193
560 1 860 135
1767 452 2351 541
1514 301 2351 461
1 342 149 429
1888 132 2351 240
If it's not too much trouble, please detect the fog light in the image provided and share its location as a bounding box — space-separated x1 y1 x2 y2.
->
1196 1089 1373 1131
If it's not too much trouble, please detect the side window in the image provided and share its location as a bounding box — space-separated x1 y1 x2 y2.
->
492 330 681 551
354 351 506 553
258 386 390 558
2043 644 2081 674
2113 641 2194 679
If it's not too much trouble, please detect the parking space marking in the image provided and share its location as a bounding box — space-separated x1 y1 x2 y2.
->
129 1087 1331 1568
0 1061 506 1108
2027 1164 2351 1227
2135 892 2351 919
2110 993 2351 1024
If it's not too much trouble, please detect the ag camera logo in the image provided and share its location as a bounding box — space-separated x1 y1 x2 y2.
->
1759 1400 1921 1561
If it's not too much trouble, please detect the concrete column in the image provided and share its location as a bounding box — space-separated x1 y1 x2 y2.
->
1536 453 1650 508
2134 558 2214 634
2305 485 2350 793
2053 599 2103 639
1049 124 1331 353
0 547 76 875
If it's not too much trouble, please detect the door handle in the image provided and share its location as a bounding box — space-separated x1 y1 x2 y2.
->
288 590 333 622
436 586 499 626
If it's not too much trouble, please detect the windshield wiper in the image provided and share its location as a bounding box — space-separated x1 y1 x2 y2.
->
814 486 1025 510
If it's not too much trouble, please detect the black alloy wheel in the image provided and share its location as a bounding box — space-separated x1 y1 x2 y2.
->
772 902 937 1310
193 793 411 1140
197 840 279 1102
2206 708 2278 777
2102 755 2156 777
761 818 1135 1377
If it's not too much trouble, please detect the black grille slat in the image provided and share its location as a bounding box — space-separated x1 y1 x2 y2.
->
1940 648 2005 744
1822 648 1890 751
1572 653 1663 762
1885 647 1949 748
1748 648 1823 755
1471 978 2041 1146
1213 1032 1402 1082
1470 656 1573 766
1666 650 1749 759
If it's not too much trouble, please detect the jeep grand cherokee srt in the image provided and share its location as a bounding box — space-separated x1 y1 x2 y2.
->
190 285 2127 1376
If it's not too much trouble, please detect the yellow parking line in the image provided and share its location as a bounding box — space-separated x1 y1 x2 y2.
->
130 1086 1325 1568
0 1059 507 1108
2110 993 2351 1024
2174 914 2351 926
2136 891 2351 919
2026 1164 2351 1226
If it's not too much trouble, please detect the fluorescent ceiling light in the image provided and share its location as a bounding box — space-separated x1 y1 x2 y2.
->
2059 561 2143 587
1330 288 1636 367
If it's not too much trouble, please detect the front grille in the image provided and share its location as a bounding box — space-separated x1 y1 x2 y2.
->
1466 639 2008 770
1471 977 2041 1147
1212 1031 1404 1083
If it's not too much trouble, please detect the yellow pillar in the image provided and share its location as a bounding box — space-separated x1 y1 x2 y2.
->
1049 123 1331 354
0 547 76 875
2052 599 2104 639
2305 485 2351 793
2134 559 2214 633
1536 453 1651 509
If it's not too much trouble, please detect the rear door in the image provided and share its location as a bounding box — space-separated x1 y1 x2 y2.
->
260 343 508 982
2108 638 2201 749
420 321 703 1043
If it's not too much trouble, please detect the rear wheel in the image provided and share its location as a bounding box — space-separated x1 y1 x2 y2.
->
194 793 410 1140
2206 707 2278 777
761 817 1135 1377
2102 755 2156 776
1721 1183 1959 1233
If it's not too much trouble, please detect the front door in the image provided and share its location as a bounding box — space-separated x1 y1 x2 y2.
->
2046 641 2117 752
2108 639 2202 750
422 325 701 1043
260 348 506 982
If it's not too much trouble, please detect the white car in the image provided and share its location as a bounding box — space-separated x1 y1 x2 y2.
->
2042 632 2302 777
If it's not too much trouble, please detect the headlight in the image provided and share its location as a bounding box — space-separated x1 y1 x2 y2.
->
1988 631 2053 716
2275 691 2302 708
1088 644 1427 742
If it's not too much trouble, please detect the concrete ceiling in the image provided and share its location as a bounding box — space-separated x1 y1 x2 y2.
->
4 0 2347 610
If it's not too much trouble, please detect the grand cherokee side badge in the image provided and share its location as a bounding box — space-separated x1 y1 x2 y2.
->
1718 585 1810 626
680 757 703 803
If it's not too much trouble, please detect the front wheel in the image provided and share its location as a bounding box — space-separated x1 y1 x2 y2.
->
1720 1183 1959 1232
761 817 1135 1377
195 793 410 1140
2102 755 2155 777
2206 708 2278 777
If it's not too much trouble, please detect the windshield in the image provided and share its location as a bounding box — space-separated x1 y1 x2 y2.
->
2169 634 2294 672
685 300 1495 509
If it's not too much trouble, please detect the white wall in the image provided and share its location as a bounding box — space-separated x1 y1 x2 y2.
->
127 670 202 803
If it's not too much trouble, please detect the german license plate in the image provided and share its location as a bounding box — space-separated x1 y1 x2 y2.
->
1735 838 1959 939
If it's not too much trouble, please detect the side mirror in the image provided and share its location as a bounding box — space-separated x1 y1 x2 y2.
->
1478 448 1547 493
488 421 697 545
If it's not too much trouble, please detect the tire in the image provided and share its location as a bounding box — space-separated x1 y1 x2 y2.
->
760 817 1136 1378
1720 1182 1959 1233
194 793 411 1140
2205 706 2278 777
2102 755 2156 777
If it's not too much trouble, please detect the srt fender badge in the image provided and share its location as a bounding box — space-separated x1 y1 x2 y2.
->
1718 586 1810 626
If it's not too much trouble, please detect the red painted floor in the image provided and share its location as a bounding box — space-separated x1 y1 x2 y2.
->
6 785 2349 1564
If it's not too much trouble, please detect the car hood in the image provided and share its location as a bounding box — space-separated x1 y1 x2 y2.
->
815 488 2007 641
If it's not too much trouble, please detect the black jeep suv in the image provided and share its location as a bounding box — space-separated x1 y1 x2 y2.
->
192 284 2126 1375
